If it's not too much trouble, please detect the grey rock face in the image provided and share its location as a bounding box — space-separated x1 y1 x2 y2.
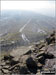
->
0 31 56 74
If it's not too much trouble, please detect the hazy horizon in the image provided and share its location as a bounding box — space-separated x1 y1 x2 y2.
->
1 1 55 17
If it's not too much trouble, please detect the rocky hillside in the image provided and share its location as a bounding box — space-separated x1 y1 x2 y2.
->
0 31 56 75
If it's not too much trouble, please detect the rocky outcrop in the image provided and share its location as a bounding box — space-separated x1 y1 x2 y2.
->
0 31 56 74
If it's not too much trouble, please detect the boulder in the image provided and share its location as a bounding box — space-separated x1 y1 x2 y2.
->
37 62 43 67
10 46 30 58
0 65 2 70
40 40 45 44
53 65 56 69
35 56 43 60
40 47 46 51
6 60 10 64
12 57 19 62
34 42 40 47
50 31 55 37
30 47 35 52
10 60 19 66
38 44 45 49
4 55 13 61
49 44 54 46
24 50 32 55
36 51 45 58
26 57 37 74
20 55 30 64
2 69 9 74
1 62 6 66
38 56 45 65
2 65 10 69
20 66 30 74
46 35 55 45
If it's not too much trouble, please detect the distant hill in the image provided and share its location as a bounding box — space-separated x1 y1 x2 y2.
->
0 10 56 34
0 10 56 49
